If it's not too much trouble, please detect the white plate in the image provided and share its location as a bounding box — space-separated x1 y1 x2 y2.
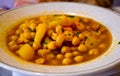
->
0 2 120 76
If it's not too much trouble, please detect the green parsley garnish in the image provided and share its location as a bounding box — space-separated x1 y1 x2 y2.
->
118 42 120 45
74 31 80 36
44 42 47 44
28 28 34 32
67 15 75 18
53 15 57 16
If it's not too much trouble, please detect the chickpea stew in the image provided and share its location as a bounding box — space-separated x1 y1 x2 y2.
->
7 15 112 65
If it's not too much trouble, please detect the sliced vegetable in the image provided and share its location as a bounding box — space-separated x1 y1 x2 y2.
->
18 44 35 60
34 23 47 44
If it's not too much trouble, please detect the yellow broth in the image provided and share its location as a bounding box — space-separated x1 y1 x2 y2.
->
7 15 112 65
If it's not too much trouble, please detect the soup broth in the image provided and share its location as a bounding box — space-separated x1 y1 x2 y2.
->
7 15 112 65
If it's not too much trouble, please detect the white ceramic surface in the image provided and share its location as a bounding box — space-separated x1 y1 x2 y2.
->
0 2 120 76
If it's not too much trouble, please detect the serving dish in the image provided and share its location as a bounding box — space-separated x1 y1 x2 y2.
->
0 2 120 76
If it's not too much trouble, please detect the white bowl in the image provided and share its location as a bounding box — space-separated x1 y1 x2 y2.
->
0 2 120 76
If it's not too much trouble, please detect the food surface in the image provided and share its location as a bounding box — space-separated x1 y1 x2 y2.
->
7 15 112 65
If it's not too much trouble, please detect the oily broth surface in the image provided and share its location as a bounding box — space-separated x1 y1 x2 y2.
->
6 15 112 65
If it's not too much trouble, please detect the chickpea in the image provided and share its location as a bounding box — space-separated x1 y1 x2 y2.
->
23 32 32 39
63 31 74 41
86 26 91 30
89 49 99 55
11 35 19 41
61 46 71 54
67 17 74 26
56 54 64 60
47 41 57 50
50 59 59 65
8 41 16 46
51 32 58 40
57 15 68 26
42 43 48 49
35 58 45 64
23 28 30 33
29 19 36 23
31 32 35 38
47 29 54 36
74 56 84 63
91 24 100 31
62 58 72 65
99 44 106 49
9 44 19 51
38 49 51 56
16 29 22 35
19 23 26 29
73 51 80 56
19 23 27 29
24 39 29 43
79 23 86 31
48 21 57 30
24 20 29 23
39 16 48 23
78 33 85 40
70 47 78 51
73 16 80 22
63 27 73 31
64 53 73 58
81 40 85 44
56 34 65 47
78 44 88 52
75 22 86 31
99 26 106 32
99 35 106 39
72 36 81 46
17 34 25 43
29 23 36 31
46 53 55 60
55 25 62 34
82 18 90 23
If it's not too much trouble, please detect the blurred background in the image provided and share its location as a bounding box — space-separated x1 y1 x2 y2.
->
0 0 120 12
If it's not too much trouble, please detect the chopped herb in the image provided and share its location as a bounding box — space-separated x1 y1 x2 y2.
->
96 30 99 33
68 33 71 36
90 43 93 45
28 28 34 32
118 42 120 45
56 18 61 20
67 15 75 18
53 15 57 16
42 42 48 47
74 31 80 36
85 37 88 39
62 28 64 32
29 42 33 46
44 42 47 44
